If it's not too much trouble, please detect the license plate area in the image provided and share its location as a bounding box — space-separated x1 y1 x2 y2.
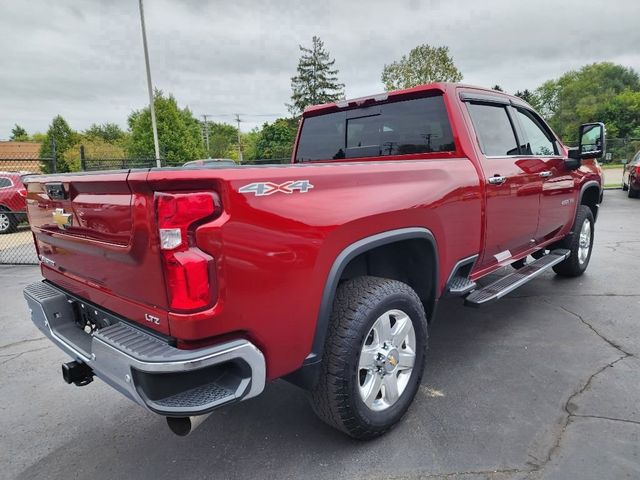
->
70 299 119 334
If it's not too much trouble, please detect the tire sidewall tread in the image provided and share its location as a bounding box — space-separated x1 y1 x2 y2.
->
310 276 428 440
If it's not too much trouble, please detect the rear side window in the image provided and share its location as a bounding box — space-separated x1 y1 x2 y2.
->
295 95 455 162
0 177 12 188
467 103 519 156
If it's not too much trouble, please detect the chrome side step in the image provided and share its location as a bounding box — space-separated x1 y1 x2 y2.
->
448 275 477 296
464 249 570 307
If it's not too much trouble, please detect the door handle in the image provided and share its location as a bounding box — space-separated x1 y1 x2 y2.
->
487 175 507 185
539 171 552 178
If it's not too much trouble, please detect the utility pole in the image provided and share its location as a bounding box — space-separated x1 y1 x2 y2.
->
235 114 243 164
202 114 211 158
138 0 161 168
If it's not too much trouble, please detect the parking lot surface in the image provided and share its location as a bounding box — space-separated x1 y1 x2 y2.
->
1 190 638 480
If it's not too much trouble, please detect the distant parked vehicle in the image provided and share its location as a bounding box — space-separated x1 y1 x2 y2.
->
0 172 27 233
183 158 237 168
622 151 640 198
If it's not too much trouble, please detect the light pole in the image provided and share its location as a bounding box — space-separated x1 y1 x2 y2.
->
235 113 243 164
138 0 161 168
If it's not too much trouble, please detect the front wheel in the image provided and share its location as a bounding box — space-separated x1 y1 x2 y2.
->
553 205 594 277
309 276 428 440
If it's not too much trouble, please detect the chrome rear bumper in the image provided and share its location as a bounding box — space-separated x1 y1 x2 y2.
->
24 281 266 416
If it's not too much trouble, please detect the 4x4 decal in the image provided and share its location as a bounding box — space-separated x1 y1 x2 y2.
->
239 180 314 196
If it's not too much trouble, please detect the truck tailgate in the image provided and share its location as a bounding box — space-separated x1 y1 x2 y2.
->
24 170 170 334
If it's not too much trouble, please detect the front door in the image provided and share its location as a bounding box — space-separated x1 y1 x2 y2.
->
465 101 541 270
511 107 575 242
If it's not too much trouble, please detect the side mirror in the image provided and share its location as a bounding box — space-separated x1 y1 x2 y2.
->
578 122 605 159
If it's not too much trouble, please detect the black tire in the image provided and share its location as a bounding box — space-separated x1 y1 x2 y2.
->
531 249 547 259
0 208 18 234
309 276 428 440
629 184 639 198
552 205 594 277
511 258 526 270
622 181 628 191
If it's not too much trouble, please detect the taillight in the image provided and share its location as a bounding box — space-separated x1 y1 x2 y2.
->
17 187 27 198
155 192 221 311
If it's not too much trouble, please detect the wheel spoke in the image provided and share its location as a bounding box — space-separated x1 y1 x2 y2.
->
397 350 415 370
363 373 383 407
391 313 412 347
373 313 392 341
383 374 399 404
359 346 378 370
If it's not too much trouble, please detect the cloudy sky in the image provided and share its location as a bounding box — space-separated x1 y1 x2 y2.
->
1 0 639 139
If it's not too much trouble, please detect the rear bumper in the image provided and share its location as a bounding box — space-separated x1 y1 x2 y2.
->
24 281 266 416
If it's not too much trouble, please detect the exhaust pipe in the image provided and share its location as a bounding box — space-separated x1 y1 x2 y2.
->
166 413 213 436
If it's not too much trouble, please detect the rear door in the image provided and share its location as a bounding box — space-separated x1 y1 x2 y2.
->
465 99 541 270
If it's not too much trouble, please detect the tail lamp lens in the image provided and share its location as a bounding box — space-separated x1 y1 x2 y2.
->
17 187 27 198
155 192 221 311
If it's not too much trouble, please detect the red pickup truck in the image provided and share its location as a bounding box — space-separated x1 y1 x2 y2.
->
23 83 604 439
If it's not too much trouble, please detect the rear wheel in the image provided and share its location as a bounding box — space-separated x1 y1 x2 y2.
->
552 205 594 277
0 208 17 234
628 184 639 198
309 276 428 440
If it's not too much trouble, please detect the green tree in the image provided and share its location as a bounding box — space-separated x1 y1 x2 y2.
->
514 89 538 108
126 90 205 165
255 118 298 160
203 121 238 158
534 62 640 140
381 44 463 91
241 129 262 162
492 85 504 92
39 115 77 172
84 123 126 143
10 124 29 141
289 36 345 115
30 132 47 143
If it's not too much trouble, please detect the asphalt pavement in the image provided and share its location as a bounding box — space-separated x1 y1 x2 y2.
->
1 190 638 479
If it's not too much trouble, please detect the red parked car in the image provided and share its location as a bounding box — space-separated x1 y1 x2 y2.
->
0 172 27 233
622 150 640 198
23 83 605 439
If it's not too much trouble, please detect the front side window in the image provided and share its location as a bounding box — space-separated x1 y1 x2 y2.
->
295 95 455 162
467 103 519 156
514 108 558 156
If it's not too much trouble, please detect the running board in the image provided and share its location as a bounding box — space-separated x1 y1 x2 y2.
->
464 249 570 307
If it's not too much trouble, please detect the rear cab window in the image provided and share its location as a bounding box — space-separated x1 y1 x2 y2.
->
295 95 455 162
0 177 13 188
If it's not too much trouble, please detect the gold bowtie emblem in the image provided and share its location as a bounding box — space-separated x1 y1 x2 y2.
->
388 355 398 367
52 208 72 230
